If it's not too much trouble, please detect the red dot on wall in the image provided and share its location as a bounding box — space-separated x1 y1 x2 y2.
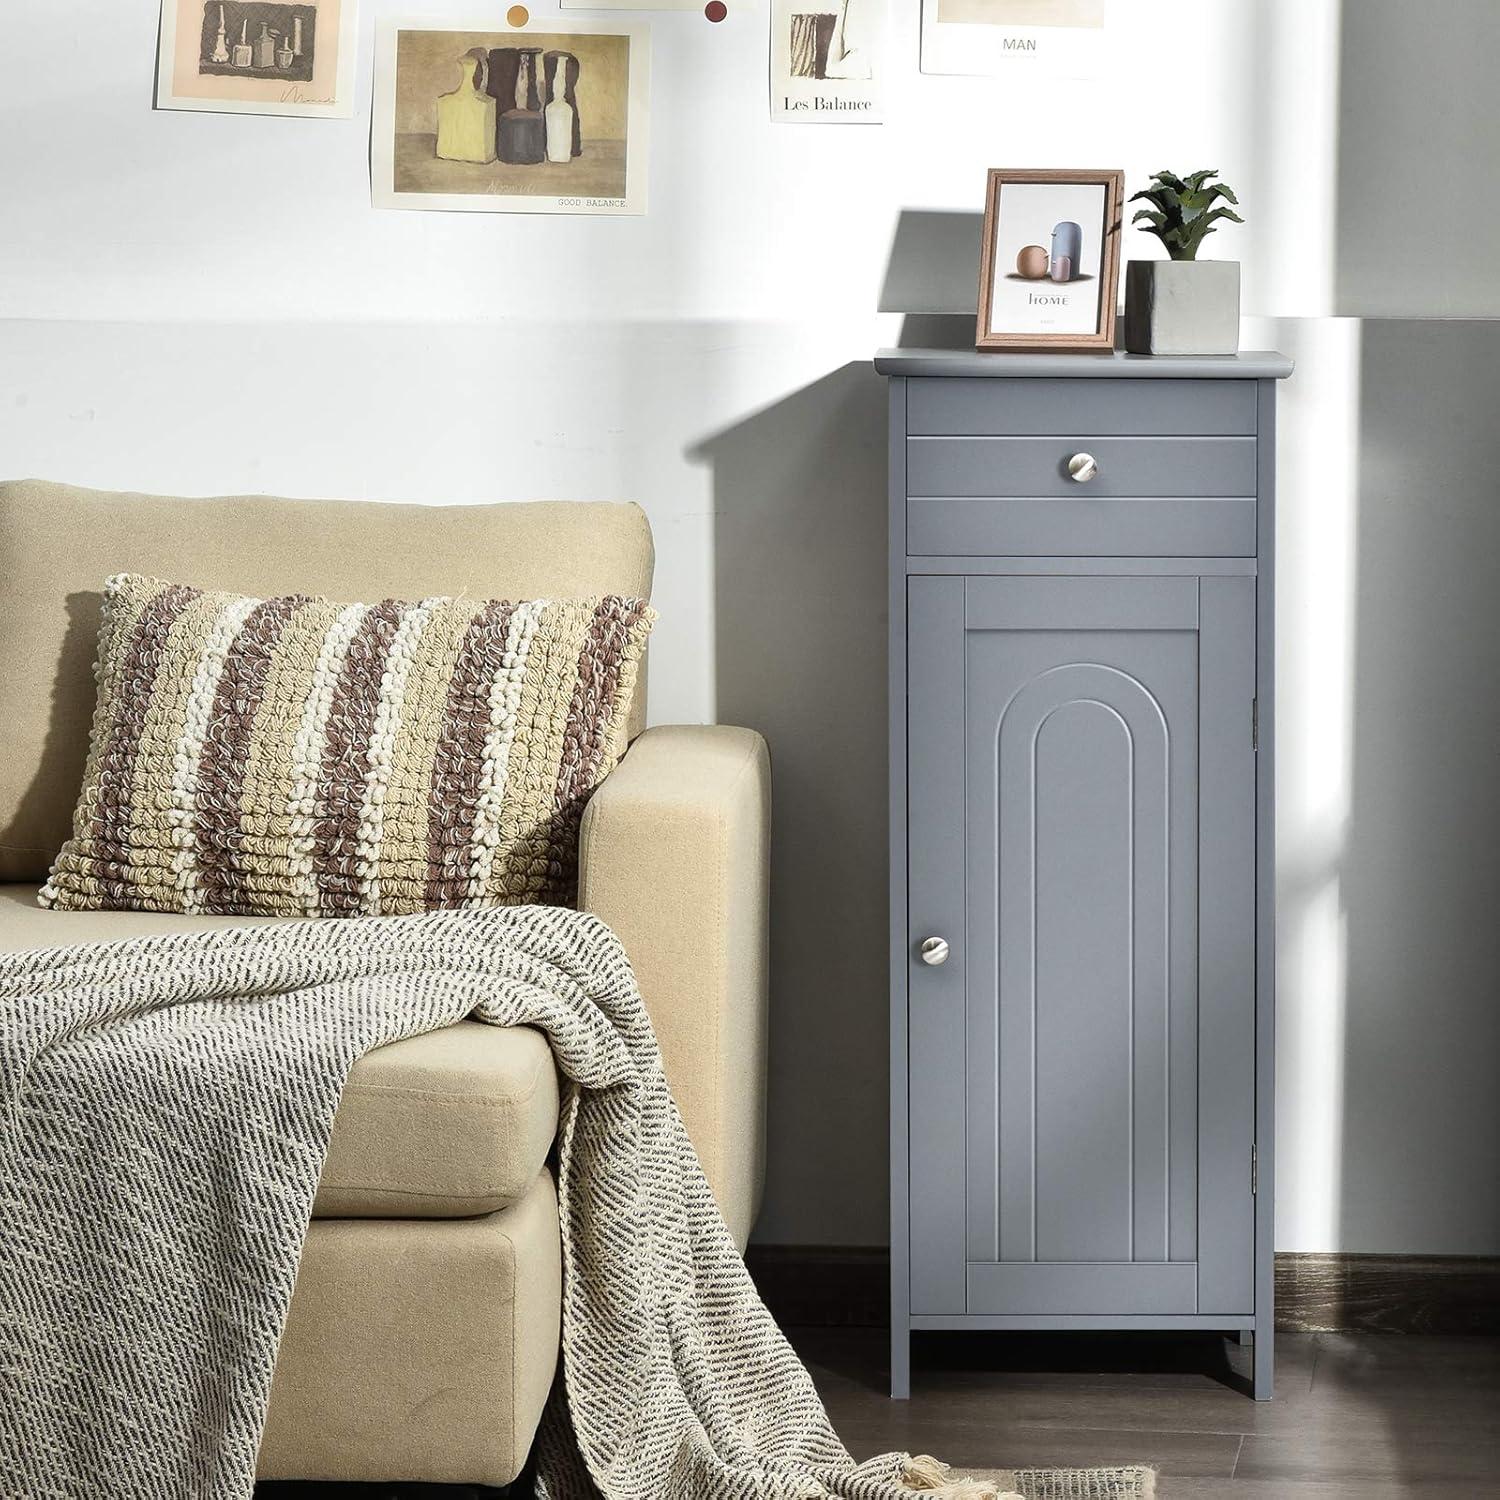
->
705 2 727 20
507 5 529 25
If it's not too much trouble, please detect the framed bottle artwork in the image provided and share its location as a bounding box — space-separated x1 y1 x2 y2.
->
975 168 1124 352
157 0 360 118
372 14 650 215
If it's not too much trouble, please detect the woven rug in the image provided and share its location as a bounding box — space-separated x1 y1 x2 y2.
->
964 1470 1155 1500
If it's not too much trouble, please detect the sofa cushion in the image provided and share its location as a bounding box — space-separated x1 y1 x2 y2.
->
39 573 653 916
316 1018 559 1219
258 1172 562 1485
0 480 655 883
0 887 560 1217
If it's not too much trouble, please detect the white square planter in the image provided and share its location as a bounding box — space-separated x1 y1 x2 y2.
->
1123 260 1241 356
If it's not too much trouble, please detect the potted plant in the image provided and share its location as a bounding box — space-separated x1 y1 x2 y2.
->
1122 169 1244 355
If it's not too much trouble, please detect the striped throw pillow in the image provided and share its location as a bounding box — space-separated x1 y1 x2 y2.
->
40 575 654 917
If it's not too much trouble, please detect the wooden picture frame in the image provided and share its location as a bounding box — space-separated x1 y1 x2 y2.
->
975 168 1123 351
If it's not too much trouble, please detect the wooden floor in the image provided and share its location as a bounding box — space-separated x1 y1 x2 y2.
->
259 1328 1500 1498
797 1326 1500 1499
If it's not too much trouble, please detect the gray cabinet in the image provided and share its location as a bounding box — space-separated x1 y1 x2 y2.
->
879 350 1292 1403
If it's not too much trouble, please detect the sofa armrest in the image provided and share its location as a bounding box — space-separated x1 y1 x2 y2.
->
578 725 770 1249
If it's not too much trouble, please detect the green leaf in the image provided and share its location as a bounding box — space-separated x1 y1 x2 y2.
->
1132 170 1244 234
1185 186 1231 213
1129 187 1174 214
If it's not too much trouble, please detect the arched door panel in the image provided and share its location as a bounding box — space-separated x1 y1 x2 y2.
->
908 575 1255 1319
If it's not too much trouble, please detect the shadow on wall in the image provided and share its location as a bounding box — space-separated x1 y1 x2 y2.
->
880 209 982 350
0 591 102 875
1340 320 1500 1255
1265 312 1500 1500
689 362 890 1246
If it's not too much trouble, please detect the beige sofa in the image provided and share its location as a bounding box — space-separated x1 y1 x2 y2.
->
0 480 770 1487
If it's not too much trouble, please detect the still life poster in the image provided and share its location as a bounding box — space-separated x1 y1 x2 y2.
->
771 0 884 123
921 0 1107 77
157 0 359 118
373 17 650 215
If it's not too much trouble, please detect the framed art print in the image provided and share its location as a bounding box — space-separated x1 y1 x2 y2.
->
372 15 650 215
922 0 1109 78
975 168 1123 351
157 0 360 118
771 0 885 123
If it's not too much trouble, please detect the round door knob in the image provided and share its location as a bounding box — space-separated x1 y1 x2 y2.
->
919 936 950 967
1067 452 1099 483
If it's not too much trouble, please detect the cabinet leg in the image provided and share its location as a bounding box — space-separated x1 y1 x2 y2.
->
1252 1323 1274 1400
891 1324 910 1400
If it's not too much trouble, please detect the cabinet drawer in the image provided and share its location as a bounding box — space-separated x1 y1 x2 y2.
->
906 436 1257 498
907 377 1257 437
908 495 1257 557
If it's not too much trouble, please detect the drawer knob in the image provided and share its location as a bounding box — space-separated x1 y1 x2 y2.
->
919 936 950 967
1067 452 1100 483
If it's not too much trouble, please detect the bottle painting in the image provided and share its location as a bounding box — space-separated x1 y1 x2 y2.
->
497 49 546 166
544 57 576 165
254 22 278 70
823 0 870 80
437 50 498 165
211 5 230 64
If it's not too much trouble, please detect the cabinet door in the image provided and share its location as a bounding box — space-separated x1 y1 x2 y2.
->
908 574 1256 1318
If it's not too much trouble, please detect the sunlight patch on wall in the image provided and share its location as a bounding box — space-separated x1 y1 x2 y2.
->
1249 314 1361 1251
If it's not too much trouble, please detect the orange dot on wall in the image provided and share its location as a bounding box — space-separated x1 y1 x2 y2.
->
705 1 727 19
506 5 529 25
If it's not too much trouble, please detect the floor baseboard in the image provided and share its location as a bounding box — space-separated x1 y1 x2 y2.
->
746 1245 1500 1334
746 1244 891 1327
1275 1251 1500 1334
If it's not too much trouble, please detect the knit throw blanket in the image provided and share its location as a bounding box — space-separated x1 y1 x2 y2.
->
0 907 1008 1500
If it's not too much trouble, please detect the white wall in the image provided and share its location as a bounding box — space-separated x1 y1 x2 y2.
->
0 0 1324 327
2 0 1496 1254
1334 0 1500 317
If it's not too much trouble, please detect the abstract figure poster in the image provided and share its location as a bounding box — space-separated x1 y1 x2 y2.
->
771 0 884 123
157 0 359 117
373 17 650 215
921 0 1107 77
975 170 1122 350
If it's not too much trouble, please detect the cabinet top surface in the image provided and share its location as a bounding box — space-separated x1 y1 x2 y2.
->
875 349 1293 380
